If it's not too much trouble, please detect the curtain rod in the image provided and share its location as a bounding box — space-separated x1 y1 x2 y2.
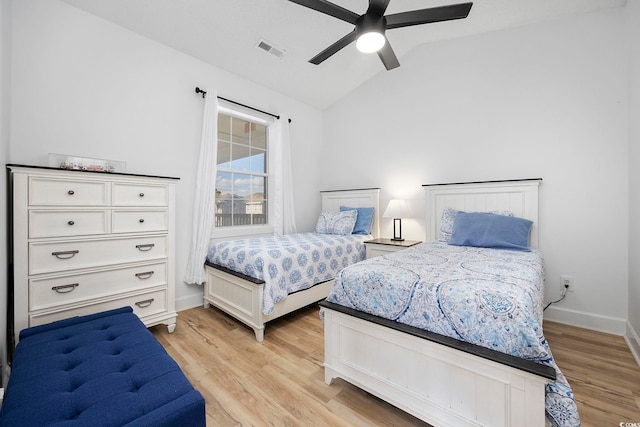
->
195 87 291 123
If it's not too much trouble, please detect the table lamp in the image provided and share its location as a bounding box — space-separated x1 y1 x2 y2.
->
383 199 406 241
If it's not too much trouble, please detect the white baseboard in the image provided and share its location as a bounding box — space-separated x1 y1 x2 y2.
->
625 321 640 368
175 292 205 312
543 306 627 335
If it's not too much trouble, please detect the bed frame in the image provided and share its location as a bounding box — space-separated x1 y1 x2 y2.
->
321 179 553 427
203 188 380 342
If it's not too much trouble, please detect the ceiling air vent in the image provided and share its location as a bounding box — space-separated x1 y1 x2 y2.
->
256 39 285 59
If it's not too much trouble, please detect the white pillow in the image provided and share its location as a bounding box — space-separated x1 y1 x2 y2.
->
315 210 357 235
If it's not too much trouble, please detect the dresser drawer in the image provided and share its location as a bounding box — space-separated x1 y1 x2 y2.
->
29 210 108 238
29 288 168 327
112 210 168 233
29 236 167 275
112 183 168 206
29 177 108 206
29 261 168 311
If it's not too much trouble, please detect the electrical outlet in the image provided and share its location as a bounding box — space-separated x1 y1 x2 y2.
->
560 275 575 293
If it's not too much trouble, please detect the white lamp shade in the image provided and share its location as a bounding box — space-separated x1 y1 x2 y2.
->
383 199 406 218
356 32 386 53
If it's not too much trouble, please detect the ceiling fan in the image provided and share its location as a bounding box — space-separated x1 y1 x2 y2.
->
288 0 473 70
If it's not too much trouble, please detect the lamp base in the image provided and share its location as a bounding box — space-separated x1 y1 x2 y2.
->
392 218 404 242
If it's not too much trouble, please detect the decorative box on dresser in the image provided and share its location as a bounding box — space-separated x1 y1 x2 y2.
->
7 164 179 346
364 238 422 259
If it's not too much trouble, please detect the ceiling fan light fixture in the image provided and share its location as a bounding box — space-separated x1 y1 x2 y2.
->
355 13 386 54
289 0 473 70
356 31 385 53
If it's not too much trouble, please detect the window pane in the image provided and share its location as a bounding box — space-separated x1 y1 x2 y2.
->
250 200 267 224
218 115 231 142
217 140 231 167
233 173 252 199
231 118 249 145
252 176 266 197
250 149 266 174
215 112 269 228
215 171 233 196
230 143 251 171
215 171 233 228
253 125 267 150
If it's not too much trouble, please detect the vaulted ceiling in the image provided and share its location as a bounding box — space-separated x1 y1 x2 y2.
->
62 0 626 110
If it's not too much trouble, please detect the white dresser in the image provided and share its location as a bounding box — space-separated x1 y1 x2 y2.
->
7 165 179 344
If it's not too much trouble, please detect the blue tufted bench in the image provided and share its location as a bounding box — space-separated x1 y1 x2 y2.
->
0 307 205 427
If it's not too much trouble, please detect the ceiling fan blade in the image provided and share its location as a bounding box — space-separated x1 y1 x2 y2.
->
309 30 357 65
377 38 400 70
367 0 391 16
288 0 359 25
385 2 473 30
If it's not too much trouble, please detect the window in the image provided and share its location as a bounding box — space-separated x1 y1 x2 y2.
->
215 110 269 228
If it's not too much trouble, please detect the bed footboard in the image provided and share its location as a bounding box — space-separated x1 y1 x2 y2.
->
204 264 266 341
321 304 553 427
204 264 333 342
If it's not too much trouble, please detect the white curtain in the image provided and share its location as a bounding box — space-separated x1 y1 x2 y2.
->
272 117 297 235
184 90 218 285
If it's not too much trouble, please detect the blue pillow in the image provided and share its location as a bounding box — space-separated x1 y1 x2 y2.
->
449 212 533 251
439 208 513 242
340 206 375 235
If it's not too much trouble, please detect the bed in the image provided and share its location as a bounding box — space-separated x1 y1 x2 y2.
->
320 179 580 427
203 188 380 342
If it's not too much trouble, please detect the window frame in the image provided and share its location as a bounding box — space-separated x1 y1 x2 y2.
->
212 105 275 239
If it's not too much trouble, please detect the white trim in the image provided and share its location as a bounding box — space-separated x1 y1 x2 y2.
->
212 224 274 240
543 306 627 335
625 321 640 368
218 105 269 125
175 292 206 313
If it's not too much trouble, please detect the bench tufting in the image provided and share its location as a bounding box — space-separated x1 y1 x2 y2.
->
0 307 205 427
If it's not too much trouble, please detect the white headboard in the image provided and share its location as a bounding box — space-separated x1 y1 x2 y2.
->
424 179 542 248
320 188 381 238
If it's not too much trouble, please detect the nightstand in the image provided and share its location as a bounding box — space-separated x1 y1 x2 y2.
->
364 238 422 259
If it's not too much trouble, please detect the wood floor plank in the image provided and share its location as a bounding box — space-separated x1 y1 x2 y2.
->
544 320 640 427
151 305 640 426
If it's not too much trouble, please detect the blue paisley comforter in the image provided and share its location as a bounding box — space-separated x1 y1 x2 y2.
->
207 232 368 315
326 241 580 427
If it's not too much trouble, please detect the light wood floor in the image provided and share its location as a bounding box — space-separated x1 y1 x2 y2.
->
150 304 640 427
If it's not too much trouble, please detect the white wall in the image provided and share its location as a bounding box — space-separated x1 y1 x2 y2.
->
4 0 637 348
1 0 11 386
323 8 629 334
8 0 323 311
627 0 640 360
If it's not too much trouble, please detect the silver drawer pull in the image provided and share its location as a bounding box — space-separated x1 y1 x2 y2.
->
135 243 155 251
52 283 79 293
139 193 145 197
52 250 79 259
135 271 154 279
139 218 145 223
67 220 75 226
68 190 75 195
135 298 154 308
